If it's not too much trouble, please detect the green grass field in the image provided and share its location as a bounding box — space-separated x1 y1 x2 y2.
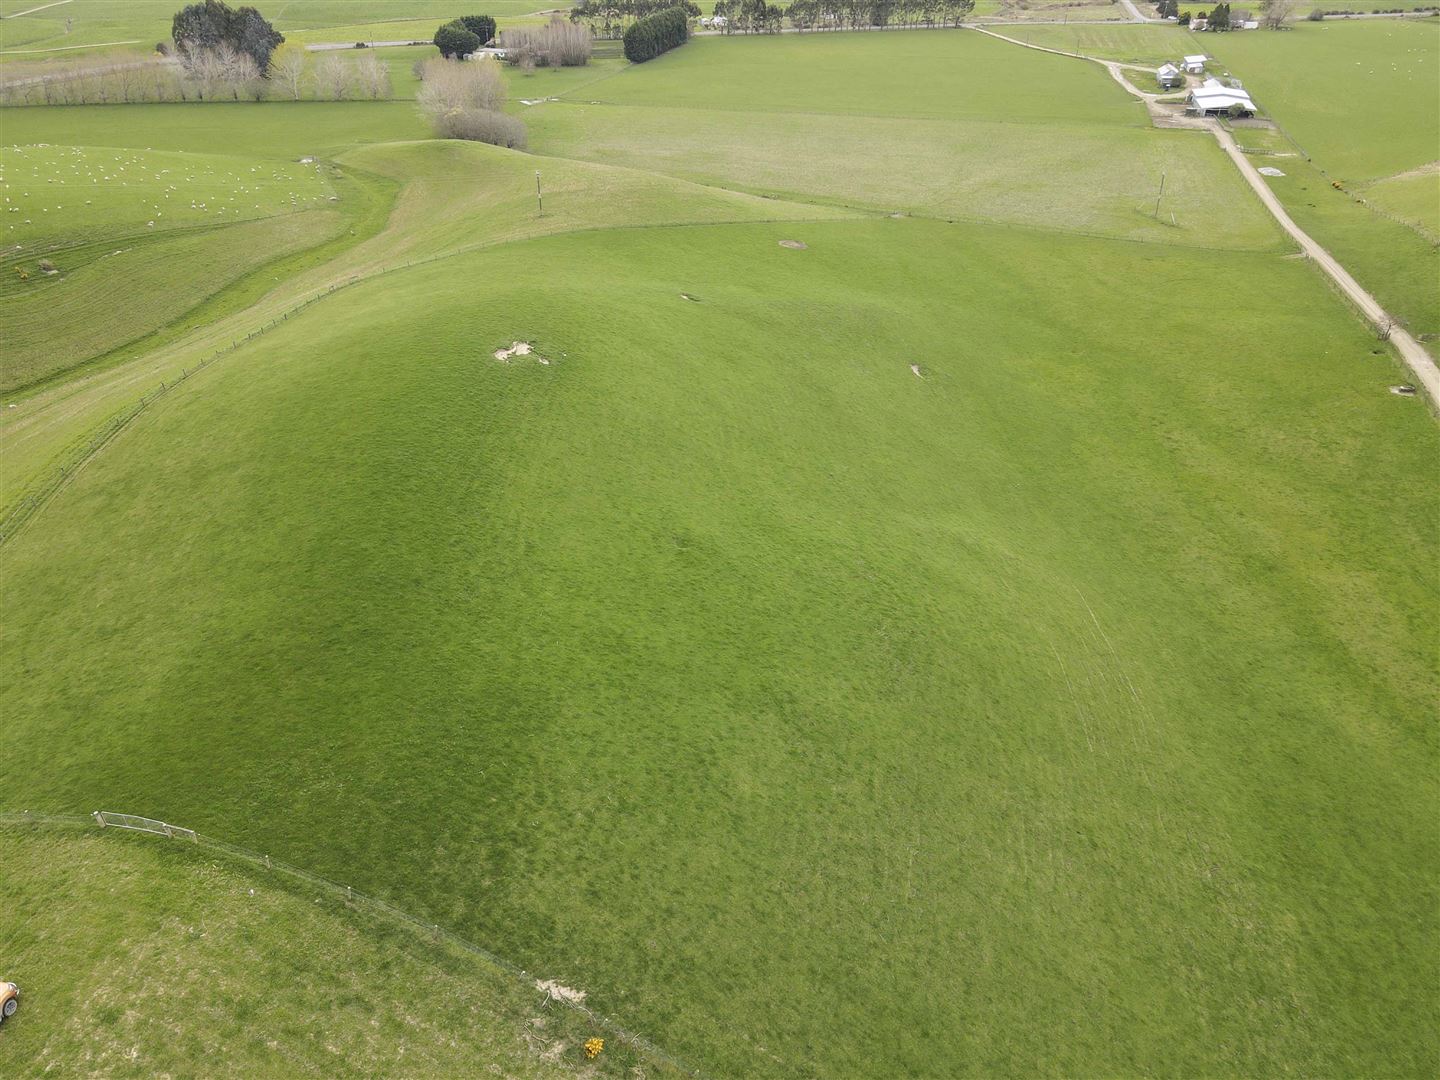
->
0 824 671 1077
1207 19 1440 182
519 32 1281 249
1209 20 1439 335
4 206 1436 1077
571 31 1139 122
1 144 333 245
1 14 1437 1080
0 0 545 55
1002 22 1194 64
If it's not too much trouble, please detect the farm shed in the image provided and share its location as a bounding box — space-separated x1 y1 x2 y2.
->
1157 62 1184 89
1182 54 1208 73
1187 78 1257 115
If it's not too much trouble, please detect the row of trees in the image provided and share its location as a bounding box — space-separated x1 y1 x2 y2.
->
622 5 691 60
1165 0 1292 27
497 18 594 67
266 45 392 99
0 46 390 106
711 0 975 31
571 0 701 37
415 56 527 146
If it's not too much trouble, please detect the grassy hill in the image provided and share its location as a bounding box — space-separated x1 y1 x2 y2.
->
1 17 1436 1080
4 207 1435 1076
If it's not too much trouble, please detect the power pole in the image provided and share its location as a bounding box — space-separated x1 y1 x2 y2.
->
535 171 543 216
1152 170 1167 218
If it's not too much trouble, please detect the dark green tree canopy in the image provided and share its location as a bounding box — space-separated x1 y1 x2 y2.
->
172 0 284 71
622 5 689 62
434 20 483 57
457 14 498 42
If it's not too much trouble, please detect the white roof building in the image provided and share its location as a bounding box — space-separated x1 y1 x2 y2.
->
1182 53 1208 72
1187 78 1257 114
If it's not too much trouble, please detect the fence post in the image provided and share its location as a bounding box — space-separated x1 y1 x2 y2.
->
93 811 105 827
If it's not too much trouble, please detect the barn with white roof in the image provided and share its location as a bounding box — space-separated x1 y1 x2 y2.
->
1187 78 1258 115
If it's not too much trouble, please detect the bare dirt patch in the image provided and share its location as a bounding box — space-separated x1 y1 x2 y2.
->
493 341 551 365
535 979 586 1005
1378 160 1439 184
910 364 925 379
778 239 807 250
679 292 701 302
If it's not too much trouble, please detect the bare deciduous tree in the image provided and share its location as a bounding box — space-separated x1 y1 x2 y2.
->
1259 0 1295 27
269 44 310 100
315 54 352 100
416 56 505 117
497 18 594 66
353 52 391 99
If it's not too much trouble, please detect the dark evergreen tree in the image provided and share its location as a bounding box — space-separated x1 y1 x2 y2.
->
434 20 482 56
458 14 498 43
172 0 283 72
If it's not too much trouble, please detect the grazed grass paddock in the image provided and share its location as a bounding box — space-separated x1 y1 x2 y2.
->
1 16 1436 1080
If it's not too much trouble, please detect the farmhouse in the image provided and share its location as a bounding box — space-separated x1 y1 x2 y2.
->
1156 62 1184 89
1187 78 1257 115
1182 54 1208 73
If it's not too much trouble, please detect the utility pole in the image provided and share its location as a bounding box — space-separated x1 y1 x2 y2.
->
535 171 543 216
1152 170 1167 219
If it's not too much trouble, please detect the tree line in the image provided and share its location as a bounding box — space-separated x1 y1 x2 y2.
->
0 46 391 106
623 6 691 60
710 0 974 31
571 0 701 38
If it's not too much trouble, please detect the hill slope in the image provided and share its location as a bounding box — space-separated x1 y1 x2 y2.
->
3 212 1435 1077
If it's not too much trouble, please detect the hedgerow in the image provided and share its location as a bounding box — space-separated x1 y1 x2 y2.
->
622 6 690 63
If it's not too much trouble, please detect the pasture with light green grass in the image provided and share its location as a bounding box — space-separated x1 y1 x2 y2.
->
1207 19 1439 182
2 11 1437 1080
1209 19 1439 334
0 144 332 245
574 30 1140 122
0 143 344 390
0 826 668 1077
1003 22 1193 65
0 0 541 55
0 100 427 157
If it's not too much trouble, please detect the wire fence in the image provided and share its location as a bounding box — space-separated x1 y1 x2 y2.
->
1 808 704 1078
0 271 370 548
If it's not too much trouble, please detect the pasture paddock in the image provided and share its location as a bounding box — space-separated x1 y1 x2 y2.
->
1 13 1436 1080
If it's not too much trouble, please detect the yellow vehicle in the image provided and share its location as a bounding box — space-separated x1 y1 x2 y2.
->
0 981 19 1023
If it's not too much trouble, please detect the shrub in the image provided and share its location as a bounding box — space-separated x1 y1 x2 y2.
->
434 20 482 57
623 5 689 63
433 106 527 147
458 14 498 43
497 17 592 66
